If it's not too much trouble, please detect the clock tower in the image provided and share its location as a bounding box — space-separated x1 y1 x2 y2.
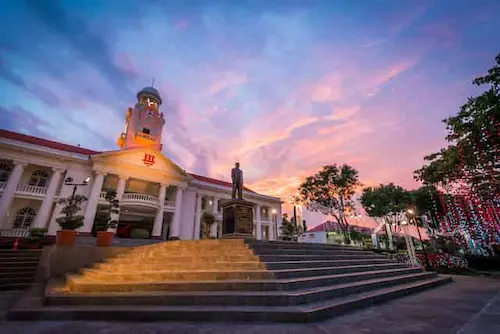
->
117 87 165 151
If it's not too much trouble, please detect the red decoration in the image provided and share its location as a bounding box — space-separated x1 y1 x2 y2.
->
142 153 156 167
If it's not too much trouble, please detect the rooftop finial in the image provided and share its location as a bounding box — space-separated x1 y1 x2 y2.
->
151 77 155 87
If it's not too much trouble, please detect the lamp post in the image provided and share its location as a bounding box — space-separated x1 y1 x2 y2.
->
406 208 432 271
64 176 90 218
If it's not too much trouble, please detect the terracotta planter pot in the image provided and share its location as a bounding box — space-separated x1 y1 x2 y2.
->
96 231 114 247
56 230 78 246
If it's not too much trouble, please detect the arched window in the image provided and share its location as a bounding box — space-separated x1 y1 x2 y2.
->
13 207 36 229
28 170 49 187
0 163 12 183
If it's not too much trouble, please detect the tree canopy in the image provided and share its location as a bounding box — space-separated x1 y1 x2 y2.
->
360 183 410 219
298 164 361 232
415 53 500 198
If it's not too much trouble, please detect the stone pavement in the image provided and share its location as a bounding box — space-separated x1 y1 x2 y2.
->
1 275 499 334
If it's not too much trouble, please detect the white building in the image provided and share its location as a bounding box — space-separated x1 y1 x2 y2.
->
0 87 282 241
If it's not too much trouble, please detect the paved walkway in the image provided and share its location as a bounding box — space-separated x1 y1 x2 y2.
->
1 275 499 334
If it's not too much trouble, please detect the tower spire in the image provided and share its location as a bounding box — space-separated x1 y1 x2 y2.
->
151 77 155 87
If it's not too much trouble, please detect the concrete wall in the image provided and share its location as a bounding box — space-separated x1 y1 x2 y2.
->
35 245 132 283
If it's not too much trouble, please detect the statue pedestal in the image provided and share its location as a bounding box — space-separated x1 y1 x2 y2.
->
221 199 255 239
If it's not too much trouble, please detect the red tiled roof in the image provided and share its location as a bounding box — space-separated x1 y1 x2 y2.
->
0 129 258 193
0 129 100 156
189 173 256 193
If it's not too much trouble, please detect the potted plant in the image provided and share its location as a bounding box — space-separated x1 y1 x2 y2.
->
201 212 216 239
95 190 120 247
55 194 87 246
25 228 48 249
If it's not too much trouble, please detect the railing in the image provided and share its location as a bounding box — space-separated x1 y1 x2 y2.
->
122 193 159 206
0 182 6 191
16 184 47 196
164 200 175 209
0 229 31 238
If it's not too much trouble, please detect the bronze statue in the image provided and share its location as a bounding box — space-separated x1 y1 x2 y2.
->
231 162 243 199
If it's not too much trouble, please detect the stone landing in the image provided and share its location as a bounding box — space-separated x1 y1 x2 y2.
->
8 240 452 322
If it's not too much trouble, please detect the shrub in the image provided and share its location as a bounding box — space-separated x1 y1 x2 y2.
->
131 228 150 239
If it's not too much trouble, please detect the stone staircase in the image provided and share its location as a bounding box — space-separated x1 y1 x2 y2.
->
8 239 451 322
0 249 42 291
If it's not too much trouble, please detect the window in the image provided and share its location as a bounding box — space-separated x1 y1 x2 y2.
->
201 197 207 210
0 163 12 183
13 207 36 229
28 170 49 187
142 127 151 135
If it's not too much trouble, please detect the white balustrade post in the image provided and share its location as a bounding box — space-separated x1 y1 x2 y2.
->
255 204 262 240
81 172 106 234
0 161 26 227
152 183 167 238
194 194 202 239
33 168 64 228
169 187 184 240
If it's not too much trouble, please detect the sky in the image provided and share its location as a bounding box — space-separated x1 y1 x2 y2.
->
1 0 499 228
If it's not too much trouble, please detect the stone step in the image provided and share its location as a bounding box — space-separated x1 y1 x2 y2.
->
0 250 43 255
253 248 376 256
84 263 406 281
0 282 33 291
258 254 386 262
246 240 363 249
78 268 274 282
247 242 365 252
94 261 266 272
0 252 42 259
0 266 37 274
107 254 259 264
47 272 437 307
0 261 39 267
0 270 37 279
264 258 394 270
64 267 421 293
0 276 34 285
11 277 452 322
271 263 408 279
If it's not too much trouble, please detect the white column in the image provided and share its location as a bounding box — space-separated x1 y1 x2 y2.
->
210 197 218 238
152 183 167 238
33 168 64 228
269 214 275 241
81 172 106 233
169 187 184 240
255 204 262 240
193 193 202 239
109 176 127 233
0 161 26 227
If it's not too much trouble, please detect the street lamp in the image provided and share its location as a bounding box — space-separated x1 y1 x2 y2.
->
406 208 432 271
65 176 90 197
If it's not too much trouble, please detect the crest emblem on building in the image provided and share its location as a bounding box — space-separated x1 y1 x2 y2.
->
142 153 156 167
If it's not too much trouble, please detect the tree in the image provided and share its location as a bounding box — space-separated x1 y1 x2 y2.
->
280 213 300 241
407 186 443 231
56 194 87 230
360 183 411 249
93 191 120 233
298 164 361 234
415 53 500 197
201 212 216 239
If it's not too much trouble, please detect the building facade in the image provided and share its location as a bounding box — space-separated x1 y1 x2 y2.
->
0 87 282 241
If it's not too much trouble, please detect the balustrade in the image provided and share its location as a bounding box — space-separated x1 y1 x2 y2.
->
0 228 31 238
16 184 48 196
122 193 159 205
